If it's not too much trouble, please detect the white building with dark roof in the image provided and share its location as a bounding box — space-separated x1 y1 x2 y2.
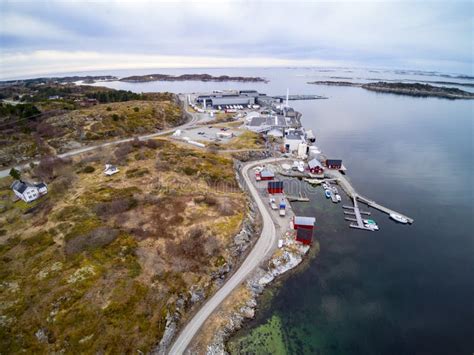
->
11 180 48 203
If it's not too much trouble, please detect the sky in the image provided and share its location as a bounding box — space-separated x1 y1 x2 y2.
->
0 0 472 79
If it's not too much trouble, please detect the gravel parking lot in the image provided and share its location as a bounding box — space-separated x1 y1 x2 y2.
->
177 125 243 143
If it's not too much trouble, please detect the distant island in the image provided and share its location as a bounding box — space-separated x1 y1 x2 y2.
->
307 81 474 99
0 75 117 86
119 73 268 83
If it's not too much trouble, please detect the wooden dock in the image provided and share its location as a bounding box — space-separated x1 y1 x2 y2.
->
286 192 310 202
326 170 415 225
356 194 414 224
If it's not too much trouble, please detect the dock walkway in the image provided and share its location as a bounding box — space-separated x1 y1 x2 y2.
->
326 169 414 225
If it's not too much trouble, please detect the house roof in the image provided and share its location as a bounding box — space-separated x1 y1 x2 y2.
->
267 128 283 137
308 159 323 169
260 169 275 178
294 216 316 226
285 133 302 141
326 159 342 164
11 180 28 193
11 180 45 194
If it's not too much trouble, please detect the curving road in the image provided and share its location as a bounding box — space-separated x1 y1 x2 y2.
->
168 157 282 355
0 101 201 178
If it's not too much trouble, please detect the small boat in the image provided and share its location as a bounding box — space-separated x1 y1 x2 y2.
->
297 161 305 173
325 190 332 198
364 223 379 231
336 194 341 202
322 183 329 190
363 219 379 231
332 186 338 194
390 213 408 224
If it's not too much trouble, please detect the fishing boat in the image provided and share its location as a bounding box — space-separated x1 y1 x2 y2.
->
390 213 408 224
325 190 332 198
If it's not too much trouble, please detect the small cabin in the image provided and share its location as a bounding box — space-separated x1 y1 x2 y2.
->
326 159 342 169
104 164 120 176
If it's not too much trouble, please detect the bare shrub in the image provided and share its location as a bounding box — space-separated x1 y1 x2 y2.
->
145 139 162 149
217 198 234 216
113 143 133 162
94 197 137 219
34 156 72 182
36 121 60 138
203 235 220 256
65 227 119 255
49 173 75 195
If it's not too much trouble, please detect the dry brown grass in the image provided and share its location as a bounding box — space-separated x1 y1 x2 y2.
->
0 139 245 353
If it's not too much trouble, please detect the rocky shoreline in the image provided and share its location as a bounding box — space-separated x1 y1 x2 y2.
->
205 230 310 354
119 73 268 83
152 190 262 354
308 81 474 99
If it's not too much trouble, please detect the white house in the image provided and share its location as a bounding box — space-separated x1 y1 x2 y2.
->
104 164 120 176
11 180 48 203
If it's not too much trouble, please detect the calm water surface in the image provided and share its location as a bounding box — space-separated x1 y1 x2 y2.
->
89 68 473 354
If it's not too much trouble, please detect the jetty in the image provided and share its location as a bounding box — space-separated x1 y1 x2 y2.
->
325 170 414 228
286 192 310 202
272 94 328 101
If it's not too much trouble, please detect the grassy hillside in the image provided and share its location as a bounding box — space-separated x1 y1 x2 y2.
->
0 139 245 353
0 99 185 167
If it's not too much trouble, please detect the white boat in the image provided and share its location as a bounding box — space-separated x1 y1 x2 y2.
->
322 183 329 190
336 194 341 202
364 223 379 231
297 161 305 173
390 213 408 224
332 186 338 194
363 219 379 231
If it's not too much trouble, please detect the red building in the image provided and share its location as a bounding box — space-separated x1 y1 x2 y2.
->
296 228 313 245
293 216 316 230
260 169 275 181
267 181 284 194
326 159 342 169
308 158 324 174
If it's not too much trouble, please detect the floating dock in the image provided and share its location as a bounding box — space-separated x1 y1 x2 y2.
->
325 170 414 230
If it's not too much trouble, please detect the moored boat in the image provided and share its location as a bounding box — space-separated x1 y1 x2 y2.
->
325 190 332 198
390 213 408 224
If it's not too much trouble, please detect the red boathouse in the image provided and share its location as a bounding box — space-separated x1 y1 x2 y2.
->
326 159 342 169
296 228 313 245
293 216 316 230
260 169 275 181
267 181 284 194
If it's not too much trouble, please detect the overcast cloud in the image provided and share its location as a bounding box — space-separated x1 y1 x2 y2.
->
0 0 472 79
